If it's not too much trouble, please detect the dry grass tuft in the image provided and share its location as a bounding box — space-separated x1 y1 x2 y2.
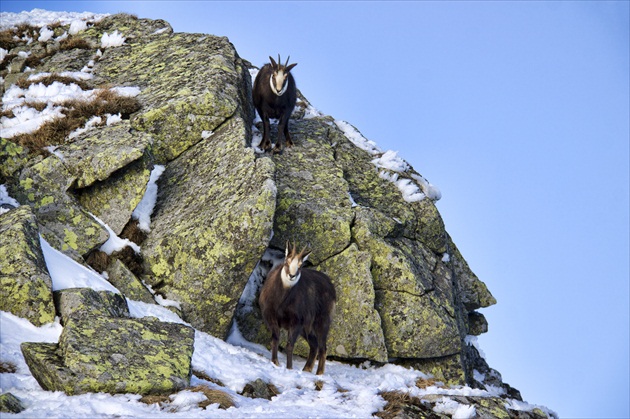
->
0 362 17 374
59 36 92 51
9 88 141 154
190 385 235 410
193 370 226 387
0 29 17 49
120 219 148 246
16 74 91 90
416 377 440 389
138 394 170 406
85 250 110 274
375 390 429 419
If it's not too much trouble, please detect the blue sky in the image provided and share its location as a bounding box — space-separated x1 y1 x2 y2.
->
2 1 629 417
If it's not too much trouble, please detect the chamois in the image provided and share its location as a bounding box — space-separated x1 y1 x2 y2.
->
253 55 298 154
258 243 336 375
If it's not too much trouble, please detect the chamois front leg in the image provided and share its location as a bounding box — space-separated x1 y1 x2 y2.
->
273 115 292 154
270 328 280 366
260 116 272 152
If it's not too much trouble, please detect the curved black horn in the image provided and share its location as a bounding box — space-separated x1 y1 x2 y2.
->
284 55 290 68
277 54 281 68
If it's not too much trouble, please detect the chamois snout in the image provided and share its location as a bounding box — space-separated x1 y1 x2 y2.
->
253 54 298 154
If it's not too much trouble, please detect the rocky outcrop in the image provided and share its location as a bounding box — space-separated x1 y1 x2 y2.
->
22 288 195 395
2 11 507 397
0 205 55 325
0 392 25 414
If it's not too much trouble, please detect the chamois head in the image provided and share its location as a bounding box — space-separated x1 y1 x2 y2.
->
269 54 297 96
280 242 311 288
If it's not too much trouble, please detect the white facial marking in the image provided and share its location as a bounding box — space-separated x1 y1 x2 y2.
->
269 70 288 96
280 257 301 288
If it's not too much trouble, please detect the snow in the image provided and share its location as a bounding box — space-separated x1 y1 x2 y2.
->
335 119 381 155
100 30 126 48
92 214 141 256
68 20 87 35
131 165 165 232
39 235 119 293
37 26 54 42
1 76 140 139
434 397 477 418
0 185 20 214
0 9 108 31
334 120 441 202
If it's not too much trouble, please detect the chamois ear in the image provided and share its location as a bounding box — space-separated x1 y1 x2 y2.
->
285 63 297 72
269 56 278 69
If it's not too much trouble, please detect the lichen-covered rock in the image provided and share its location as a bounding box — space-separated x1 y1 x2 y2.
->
0 392 25 414
447 236 496 311
0 206 55 326
351 207 461 359
53 288 129 324
106 258 155 304
269 119 353 264
92 31 249 163
0 138 31 183
59 122 152 190
77 157 151 235
82 13 173 45
318 244 387 362
331 125 447 253
14 156 108 255
21 316 195 395
142 115 276 337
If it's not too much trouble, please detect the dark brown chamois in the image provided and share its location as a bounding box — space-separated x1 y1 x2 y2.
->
252 55 297 154
258 243 336 375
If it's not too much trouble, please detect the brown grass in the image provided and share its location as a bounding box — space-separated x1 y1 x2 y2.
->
0 29 17 50
138 394 170 406
193 370 226 387
375 391 429 419
120 219 148 246
16 74 91 90
0 362 17 374
416 377 440 389
1 108 15 119
138 385 235 411
59 36 92 51
85 250 110 274
9 89 141 154
191 385 235 410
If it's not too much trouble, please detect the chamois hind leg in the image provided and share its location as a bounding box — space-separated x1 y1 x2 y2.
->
303 332 318 373
315 341 327 375
285 326 302 370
